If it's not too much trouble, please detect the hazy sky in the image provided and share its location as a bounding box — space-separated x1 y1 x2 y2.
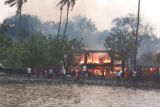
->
1 0 160 36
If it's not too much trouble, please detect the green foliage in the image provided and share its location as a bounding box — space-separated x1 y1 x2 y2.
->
0 33 85 72
61 36 85 68
104 14 155 71
4 42 24 69
48 36 85 69
21 35 49 69
0 35 12 61
104 14 138 61
47 37 63 68
105 14 154 61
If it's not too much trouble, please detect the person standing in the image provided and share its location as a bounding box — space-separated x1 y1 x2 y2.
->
83 65 87 77
132 71 137 81
63 69 66 76
44 69 48 78
95 71 99 78
27 67 32 79
49 68 53 79
116 70 121 83
75 69 78 78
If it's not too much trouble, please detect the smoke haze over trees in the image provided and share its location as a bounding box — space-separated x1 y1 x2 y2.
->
1 15 108 49
1 14 160 69
1 14 160 53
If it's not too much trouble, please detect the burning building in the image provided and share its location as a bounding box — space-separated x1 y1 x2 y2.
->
79 49 118 77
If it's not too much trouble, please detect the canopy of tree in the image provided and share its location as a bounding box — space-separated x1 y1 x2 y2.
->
104 14 159 70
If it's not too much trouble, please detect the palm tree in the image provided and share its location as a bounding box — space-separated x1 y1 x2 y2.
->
5 0 27 21
57 0 76 71
57 4 63 39
57 0 76 38
4 0 27 40
134 0 141 70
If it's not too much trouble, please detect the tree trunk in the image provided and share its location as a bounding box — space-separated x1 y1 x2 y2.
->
108 53 114 79
122 59 126 71
62 56 66 71
134 0 141 70
19 8 23 41
111 53 115 72
63 6 70 39
57 6 63 39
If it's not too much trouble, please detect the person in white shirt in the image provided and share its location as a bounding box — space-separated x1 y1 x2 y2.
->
27 67 31 79
132 71 137 81
63 69 66 75
49 69 53 79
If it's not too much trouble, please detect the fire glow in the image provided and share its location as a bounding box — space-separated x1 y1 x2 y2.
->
80 53 111 64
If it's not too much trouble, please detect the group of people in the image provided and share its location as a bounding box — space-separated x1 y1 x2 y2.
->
27 67 55 79
44 68 55 79
26 66 141 82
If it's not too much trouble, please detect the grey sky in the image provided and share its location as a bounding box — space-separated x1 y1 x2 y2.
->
1 0 160 36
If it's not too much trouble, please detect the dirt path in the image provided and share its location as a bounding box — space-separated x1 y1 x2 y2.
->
0 84 160 107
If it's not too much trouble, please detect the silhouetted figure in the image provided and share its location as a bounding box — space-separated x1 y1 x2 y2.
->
132 71 137 81
116 70 121 83
44 69 48 78
49 68 53 79
27 67 31 79
102 68 105 78
62 68 66 79
95 71 98 78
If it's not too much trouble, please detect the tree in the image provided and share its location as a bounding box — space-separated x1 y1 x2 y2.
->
0 32 85 73
57 3 63 38
57 0 77 71
2 15 41 39
57 0 76 38
49 36 85 71
47 36 64 69
0 19 15 35
4 0 27 17
104 14 141 71
4 42 24 69
4 0 27 40
138 26 157 64
21 34 49 73
0 34 12 63
134 0 141 70
62 37 85 70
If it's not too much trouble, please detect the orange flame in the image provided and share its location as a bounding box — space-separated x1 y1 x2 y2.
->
104 59 111 63
80 53 111 64
94 60 99 64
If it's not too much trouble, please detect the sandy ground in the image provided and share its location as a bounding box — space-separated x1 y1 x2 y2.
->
0 83 160 107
